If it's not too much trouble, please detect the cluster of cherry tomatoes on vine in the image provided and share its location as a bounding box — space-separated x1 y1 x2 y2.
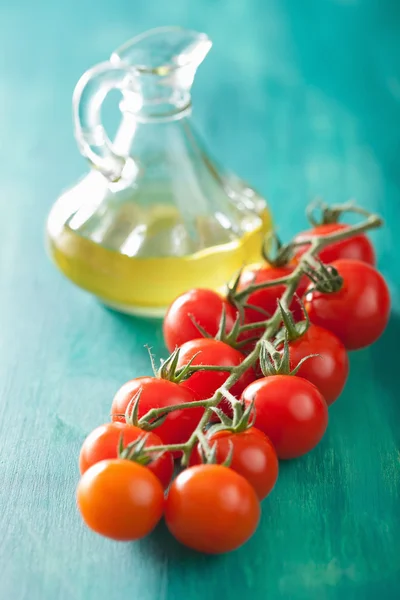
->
76 205 390 554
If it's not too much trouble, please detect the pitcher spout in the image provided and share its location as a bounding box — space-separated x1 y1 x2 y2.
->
111 26 212 80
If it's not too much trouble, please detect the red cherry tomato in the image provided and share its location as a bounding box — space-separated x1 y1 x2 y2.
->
294 223 375 265
111 378 202 456
177 339 255 413
165 464 260 554
242 376 328 459
282 324 349 406
238 264 308 324
163 288 237 352
77 459 164 541
79 422 174 489
190 427 278 500
305 259 390 350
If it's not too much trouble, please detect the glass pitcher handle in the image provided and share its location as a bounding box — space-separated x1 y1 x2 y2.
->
73 61 133 182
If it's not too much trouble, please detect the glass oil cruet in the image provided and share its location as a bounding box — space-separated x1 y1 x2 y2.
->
46 26 272 316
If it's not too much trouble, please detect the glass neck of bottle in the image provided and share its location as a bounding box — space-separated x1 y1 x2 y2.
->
120 88 192 123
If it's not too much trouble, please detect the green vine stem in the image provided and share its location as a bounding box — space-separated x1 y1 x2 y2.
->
292 209 382 247
238 319 273 332
136 207 383 465
177 364 235 375
234 275 291 303
138 399 211 427
306 199 376 227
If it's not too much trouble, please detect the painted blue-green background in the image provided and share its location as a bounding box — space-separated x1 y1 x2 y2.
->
0 1 399 598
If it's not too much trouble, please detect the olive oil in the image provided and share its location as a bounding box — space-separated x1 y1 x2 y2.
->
47 185 272 316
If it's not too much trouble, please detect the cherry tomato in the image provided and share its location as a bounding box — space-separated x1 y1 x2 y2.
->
77 459 164 541
111 378 202 456
282 324 349 406
242 376 328 459
79 422 174 489
190 427 278 500
163 288 237 352
305 259 390 350
177 339 255 413
165 464 260 553
238 264 308 324
294 223 375 265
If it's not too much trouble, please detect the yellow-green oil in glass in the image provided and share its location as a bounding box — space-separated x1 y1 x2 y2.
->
47 180 272 316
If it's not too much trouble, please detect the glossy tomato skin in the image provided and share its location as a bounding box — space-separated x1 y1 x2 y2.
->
79 422 174 489
111 378 202 455
165 465 260 554
283 324 349 406
177 339 255 412
163 288 237 353
77 459 164 541
294 223 376 266
190 427 278 500
238 265 308 324
305 259 390 350
242 376 328 459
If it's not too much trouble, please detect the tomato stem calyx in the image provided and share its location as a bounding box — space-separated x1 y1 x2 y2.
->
259 334 318 377
195 434 234 467
303 262 343 294
124 389 142 427
208 395 256 436
118 433 166 466
157 347 235 384
213 305 246 348
276 300 310 343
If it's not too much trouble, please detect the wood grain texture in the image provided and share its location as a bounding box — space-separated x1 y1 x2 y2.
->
0 1 399 599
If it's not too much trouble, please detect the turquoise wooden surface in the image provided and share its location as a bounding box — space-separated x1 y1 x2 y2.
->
1 1 399 598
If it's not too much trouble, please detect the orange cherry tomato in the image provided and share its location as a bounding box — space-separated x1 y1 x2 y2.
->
77 459 164 541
